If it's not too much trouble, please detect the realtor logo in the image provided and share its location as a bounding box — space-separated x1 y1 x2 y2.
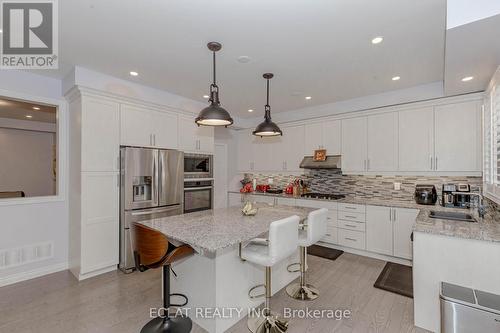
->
1 0 58 69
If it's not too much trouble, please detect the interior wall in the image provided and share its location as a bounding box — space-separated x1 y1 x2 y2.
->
0 71 67 286
0 128 56 197
214 127 240 191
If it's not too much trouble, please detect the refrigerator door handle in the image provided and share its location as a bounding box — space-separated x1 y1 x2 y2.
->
131 205 181 216
152 151 159 207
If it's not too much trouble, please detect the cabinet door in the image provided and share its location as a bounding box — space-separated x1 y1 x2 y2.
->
283 125 305 171
81 97 120 172
304 123 323 155
120 104 152 147
178 116 198 151
197 125 215 153
434 101 481 172
152 111 178 149
252 135 279 171
399 107 434 171
341 117 367 172
81 172 119 274
367 112 398 171
237 129 253 171
366 205 393 255
323 120 341 155
393 208 418 259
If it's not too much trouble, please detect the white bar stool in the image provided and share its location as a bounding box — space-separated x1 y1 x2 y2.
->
286 208 328 301
240 215 300 333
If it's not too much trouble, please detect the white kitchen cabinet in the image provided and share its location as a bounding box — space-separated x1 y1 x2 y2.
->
434 101 481 172
399 107 434 171
151 111 178 149
323 120 342 155
120 104 152 147
276 197 296 206
304 121 341 156
228 192 243 207
282 125 305 171
304 123 323 154
80 172 119 274
366 205 393 255
342 117 367 172
393 207 418 259
367 112 398 171
251 135 279 171
178 116 214 153
237 129 253 171
81 97 120 172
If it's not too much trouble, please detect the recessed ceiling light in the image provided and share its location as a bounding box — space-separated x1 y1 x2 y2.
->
461 76 474 82
248 109 253 113
371 36 384 44
25 115 33 119
237 56 251 63
392 76 401 81
305 96 312 100
203 95 209 99
32 106 40 110
129 71 139 76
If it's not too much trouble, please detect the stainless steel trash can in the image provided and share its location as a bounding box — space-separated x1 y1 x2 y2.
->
440 282 500 333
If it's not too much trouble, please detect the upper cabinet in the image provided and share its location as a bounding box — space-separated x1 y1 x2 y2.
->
341 117 367 172
304 120 341 155
399 107 434 171
367 112 398 171
178 116 214 153
434 101 481 172
120 104 178 149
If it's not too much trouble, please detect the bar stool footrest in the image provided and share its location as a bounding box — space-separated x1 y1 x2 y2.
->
248 284 266 299
169 293 188 307
286 262 301 273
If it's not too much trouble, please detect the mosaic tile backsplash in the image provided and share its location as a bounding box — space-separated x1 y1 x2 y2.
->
243 170 483 203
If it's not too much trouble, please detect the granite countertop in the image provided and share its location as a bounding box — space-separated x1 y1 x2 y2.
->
138 204 314 255
229 190 500 243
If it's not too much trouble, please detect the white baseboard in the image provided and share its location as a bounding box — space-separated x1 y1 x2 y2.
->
317 241 413 266
0 262 68 287
77 264 117 281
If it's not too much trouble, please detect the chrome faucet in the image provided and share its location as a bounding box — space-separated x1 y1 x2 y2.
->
452 192 486 218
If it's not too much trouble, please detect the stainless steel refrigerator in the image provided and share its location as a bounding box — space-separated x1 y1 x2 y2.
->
119 147 184 273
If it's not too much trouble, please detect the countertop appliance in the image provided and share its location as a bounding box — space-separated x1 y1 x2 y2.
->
184 179 213 213
440 282 500 333
184 153 213 179
442 183 470 208
119 147 184 273
414 185 438 205
301 192 346 200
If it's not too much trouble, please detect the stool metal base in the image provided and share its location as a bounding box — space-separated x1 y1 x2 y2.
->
248 311 288 333
140 315 192 333
285 282 319 301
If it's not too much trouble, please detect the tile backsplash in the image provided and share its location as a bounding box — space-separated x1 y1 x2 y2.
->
243 170 482 203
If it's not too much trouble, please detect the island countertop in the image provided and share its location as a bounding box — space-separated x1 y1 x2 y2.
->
138 204 314 254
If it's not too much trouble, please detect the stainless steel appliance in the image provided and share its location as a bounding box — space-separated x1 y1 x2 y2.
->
184 179 213 213
414 184 438 205
119 147 184 273
442 183 470 208
440 282 500 333
184 153 213 179
300 193 346 200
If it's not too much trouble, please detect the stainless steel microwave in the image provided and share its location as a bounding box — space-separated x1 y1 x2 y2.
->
184 153 213 179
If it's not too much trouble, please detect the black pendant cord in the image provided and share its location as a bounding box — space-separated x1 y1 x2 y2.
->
209 50 221 105
265 78 271 120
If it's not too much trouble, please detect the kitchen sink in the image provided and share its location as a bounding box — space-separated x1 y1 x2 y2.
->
428 211 476 222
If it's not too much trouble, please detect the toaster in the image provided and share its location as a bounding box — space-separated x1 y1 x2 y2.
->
414 184 438 205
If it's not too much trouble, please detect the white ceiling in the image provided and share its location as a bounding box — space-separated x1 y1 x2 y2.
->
0 98 56 123
31 0 451 118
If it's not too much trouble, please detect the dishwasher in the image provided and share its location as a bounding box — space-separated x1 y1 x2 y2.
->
440 282 500 332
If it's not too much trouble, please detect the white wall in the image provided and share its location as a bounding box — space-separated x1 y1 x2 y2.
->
0 71 68 286
214 127 240 191
447 0 500 29
0 128 55 197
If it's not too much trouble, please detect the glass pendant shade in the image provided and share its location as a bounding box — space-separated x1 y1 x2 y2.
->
195 42 233 127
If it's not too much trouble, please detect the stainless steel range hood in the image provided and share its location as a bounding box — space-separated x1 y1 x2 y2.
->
299 155 342 170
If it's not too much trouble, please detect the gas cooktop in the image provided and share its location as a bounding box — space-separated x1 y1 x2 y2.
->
301 193 346 200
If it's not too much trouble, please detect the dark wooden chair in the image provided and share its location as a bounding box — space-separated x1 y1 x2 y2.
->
131 222 194 333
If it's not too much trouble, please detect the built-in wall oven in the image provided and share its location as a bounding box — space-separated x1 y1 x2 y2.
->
184 180 213 213
184 153 213 179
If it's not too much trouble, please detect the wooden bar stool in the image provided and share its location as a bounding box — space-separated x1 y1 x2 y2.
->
131 222 194 333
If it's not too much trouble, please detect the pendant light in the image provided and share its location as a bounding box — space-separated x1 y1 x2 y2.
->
253 73 282 137
195 42 233 127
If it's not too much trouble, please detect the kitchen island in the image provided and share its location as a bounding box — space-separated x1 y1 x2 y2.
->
139 204 313 333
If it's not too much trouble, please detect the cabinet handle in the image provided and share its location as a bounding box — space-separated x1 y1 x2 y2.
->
364 159 366 170
344 206 357 210
430 155 433 170
153 134 156 146
345 215 357 219
344 224 357 228
389 209 392 221
393 209 396 221
345 238 357 242
435 156 438 170
367 159 370 170
326 233 331 237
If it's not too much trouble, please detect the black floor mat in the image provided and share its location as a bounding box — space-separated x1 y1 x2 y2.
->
374 262 413 298
307 245 344 260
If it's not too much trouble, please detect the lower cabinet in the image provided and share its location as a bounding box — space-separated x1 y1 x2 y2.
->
393 208 419 259
228 193 243 207
338 228 366 250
